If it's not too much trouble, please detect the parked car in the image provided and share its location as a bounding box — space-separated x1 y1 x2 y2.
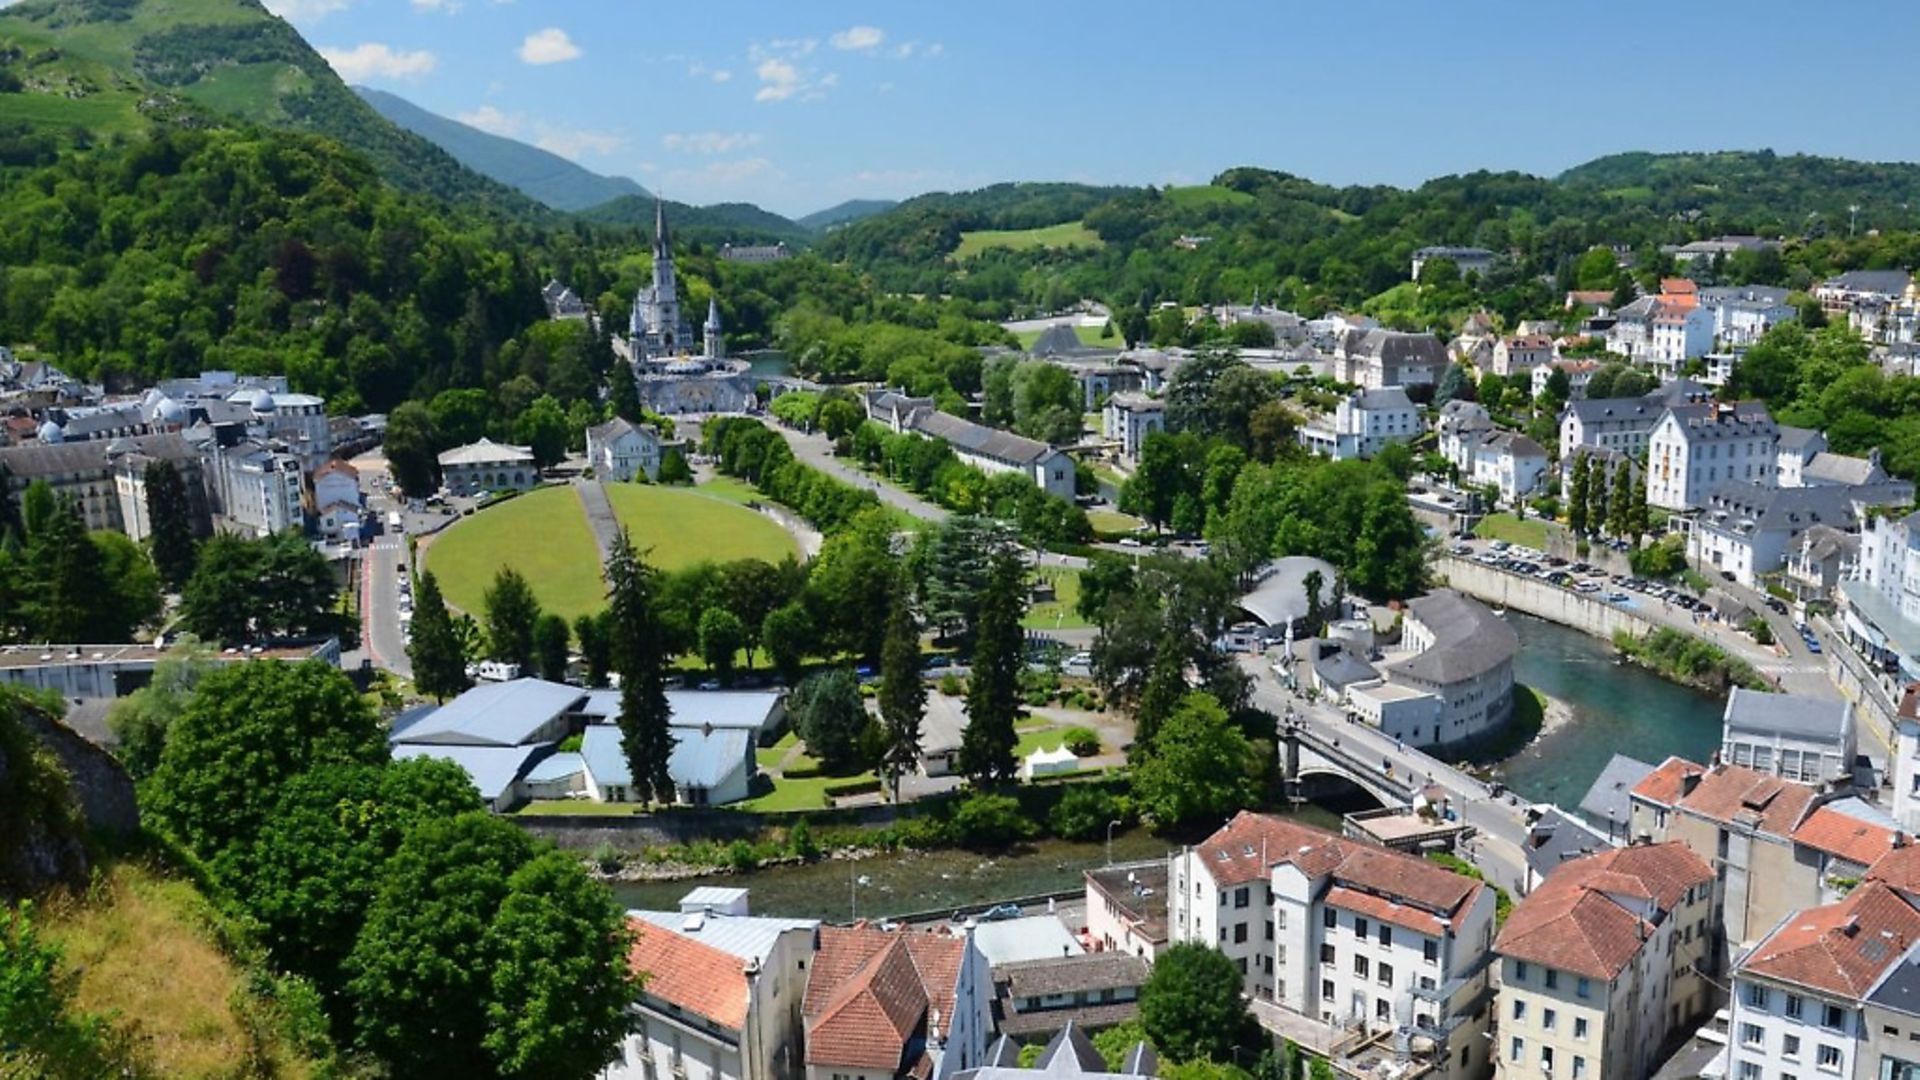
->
978 903 1024 922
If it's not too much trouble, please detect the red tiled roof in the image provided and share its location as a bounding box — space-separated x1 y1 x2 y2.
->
1661 278 1699 296
1674 763 1819 838
1792 808 1901 867
1740 881 1920 997
1495 842 1712 981
1869 846 1920 893
1195 813 1480 922
1326 885 1445 937
804 925 963 1072
625 919 750 1030
313 459 359 479
1630 757 1703 807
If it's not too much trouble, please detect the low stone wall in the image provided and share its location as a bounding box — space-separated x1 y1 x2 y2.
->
1434 556 1655 644
513 801 908 851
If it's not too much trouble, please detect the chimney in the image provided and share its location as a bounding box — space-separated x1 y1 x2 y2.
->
1843 915 1862 938
929 1008 943 1049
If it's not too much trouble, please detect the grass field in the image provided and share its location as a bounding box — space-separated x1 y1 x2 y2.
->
427 486 606 621
44 860 323 1078
690 475 762 505
513 800 643 816
1025 568 1090 630
954 221 1104 260
1473 512 1550 550
1165 184 1255 208
1014 323 1115 350
1087 508 1144 534
604 482 800 569
736 769 878 812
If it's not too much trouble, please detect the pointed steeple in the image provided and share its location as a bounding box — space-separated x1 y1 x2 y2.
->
704 297 724 359
652 197 669 258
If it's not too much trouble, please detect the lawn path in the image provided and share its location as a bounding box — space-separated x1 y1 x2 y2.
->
575 479 620 563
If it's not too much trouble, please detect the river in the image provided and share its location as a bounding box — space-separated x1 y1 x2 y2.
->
610 804 1343 920
1495 613 1724 810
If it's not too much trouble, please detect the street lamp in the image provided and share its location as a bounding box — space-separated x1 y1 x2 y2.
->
1106 819 1124 866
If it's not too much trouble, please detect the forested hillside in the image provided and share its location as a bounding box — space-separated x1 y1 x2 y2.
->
0 0 539 215
356 86 649 213
581 193 812 247
822 154 1920 326
797 198 899 231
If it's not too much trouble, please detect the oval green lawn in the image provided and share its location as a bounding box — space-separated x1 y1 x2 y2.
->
602 482 800 569
426 486 608 623
425 482 802 625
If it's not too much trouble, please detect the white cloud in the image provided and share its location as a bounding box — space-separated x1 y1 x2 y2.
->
662 131 762 155
518 27 581 65
768 37 817 55
411 0 460 11
535 128 625 161
317 42 438 82
457 105 521 136
686 62 734 83
750 41 833 103
265 0 352 21
711 69 733 83
829 25 884 51
660 157 778 193
926 42 943 57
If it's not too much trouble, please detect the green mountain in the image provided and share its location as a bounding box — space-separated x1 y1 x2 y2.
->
1555 150 1920 228
581 194 810 247
0 0 536 214
798 198 898 231
354 86 650 213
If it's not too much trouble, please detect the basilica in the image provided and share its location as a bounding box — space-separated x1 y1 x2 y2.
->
626 201 756 414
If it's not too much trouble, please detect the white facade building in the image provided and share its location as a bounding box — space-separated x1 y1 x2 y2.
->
311 459 362 542
1492 335 1554 377
586 417 664 482
1168 813 1496 1080
1102 393 1164 463
1646 401 1778 511
1720 686 1857 785
211 441 304 536
1383 590 1518 746
1462 431 1548 506
437 437 539 497
1700 285 1797 346
1298 387 1420 461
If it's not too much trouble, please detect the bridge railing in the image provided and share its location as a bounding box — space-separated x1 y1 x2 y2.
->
1286 724 1418 802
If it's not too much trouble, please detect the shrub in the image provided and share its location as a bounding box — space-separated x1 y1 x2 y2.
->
1744 617 1774 645
824 777 883 799
939 674 964 696
588 841 624 874
725 839 759 872
1062 726 1100 756
1050 785 1125 840
950 792 1038 849
785 818 819 860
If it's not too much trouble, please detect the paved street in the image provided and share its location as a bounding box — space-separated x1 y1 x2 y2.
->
1242 656 1536 898
763 422 951 524
361 535 412 679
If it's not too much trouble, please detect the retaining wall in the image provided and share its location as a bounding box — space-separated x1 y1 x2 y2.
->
1434 556 1655 643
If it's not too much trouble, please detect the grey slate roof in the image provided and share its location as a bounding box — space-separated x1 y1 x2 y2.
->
1723 687 1852 743
1579 753 1657 827
394 677 584 747
1031 324 1114 357
1700 481 1913 537
1823 269 1912 297
1777 425 1825 453
1804 451 1884 487
1354 386 1415 411
1661 401 1776 441
1238 555 1341 627
1523 806 1608 881
1314 649 1381 690
1001 953 1149 1000
1388 589 1518 685
911 408 1060 467
1342 329 1446 367
1868 957 1920 1017
0 432 201 478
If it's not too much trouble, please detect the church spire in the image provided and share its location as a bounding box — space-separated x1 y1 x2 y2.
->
653 197 669 258
704 297 724 359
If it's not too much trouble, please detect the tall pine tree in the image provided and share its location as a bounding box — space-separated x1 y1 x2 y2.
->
22 494 109 642
408 570 472 701
1609 459 1635 538
144 459 199 589
877 572 926 801
959 550 1025 784
1567 454 1590 535
482 567 541 672
606 532 675 803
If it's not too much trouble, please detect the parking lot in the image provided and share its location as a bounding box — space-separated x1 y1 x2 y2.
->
1451 536 1740 623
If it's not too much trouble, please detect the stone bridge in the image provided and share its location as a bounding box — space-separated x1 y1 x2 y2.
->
1280 722 1415 808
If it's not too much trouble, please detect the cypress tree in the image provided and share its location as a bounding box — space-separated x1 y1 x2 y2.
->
877 572 925 801
606 532 675 803
407 571 471 701
959 550 1025 784
482 567 540 672
22 496 108 642
534 612 571 683
1568 454 1590 535
1609 459 1635 538
144 459 198 589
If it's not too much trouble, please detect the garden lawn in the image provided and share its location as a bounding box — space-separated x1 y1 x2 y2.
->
955 221 1103 260
1024 568 1090 630
1088 508 1144 534
1473 512 1550 549
604 482 801 569
1015 323 1115 350
691 476 763 505
1014 726 1072 757
736 770 877 813
513 801 643 816
425 485 607 622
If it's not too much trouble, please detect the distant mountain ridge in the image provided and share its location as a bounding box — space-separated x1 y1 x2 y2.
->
798 199 899 231
355 87 651 213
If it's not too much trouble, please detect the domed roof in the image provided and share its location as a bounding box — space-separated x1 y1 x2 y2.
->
250 389 277 413
154 395 187 423
37 419 63 443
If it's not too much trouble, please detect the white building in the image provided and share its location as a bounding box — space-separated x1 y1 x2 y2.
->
1689 479 1911 586
1460 431 1548 506
1382 590 1518 747
1776 427 1829 487
312 459 362 542
437 437 538 497
1492 335 1554 377
1558 380 1710 462
1410 246 1496 281
1699 285 1797 346
1084 862 1168 961
1493 842 1717 1080
1345 681 1443 743
210 441 304 536
604 895 821 1080
1332 330 1447 389
1645 400 1779 511
586 416 664 482
1102 393 1164 463
1726 880 1920 1080
1168 812 1496 1080
1531 359 1597 401
1815 269 1913 318
1298 387 1420 461
1606 297 1713 371
1721 686 1857 785
866 391 1077 502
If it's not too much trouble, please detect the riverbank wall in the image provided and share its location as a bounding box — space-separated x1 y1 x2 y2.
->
1433 557 1656 642
515 801 909 851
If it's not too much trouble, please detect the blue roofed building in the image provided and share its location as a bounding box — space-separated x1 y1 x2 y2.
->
392 743 554 812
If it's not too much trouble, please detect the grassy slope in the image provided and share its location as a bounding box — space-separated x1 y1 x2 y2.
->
44 859 323 1078
603 482 799 569
954 220 1104 260
1164 184 1256 208
425 485 606 622
1013 323 1114 350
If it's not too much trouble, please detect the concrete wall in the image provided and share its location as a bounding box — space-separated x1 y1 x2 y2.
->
1434 557 1655 642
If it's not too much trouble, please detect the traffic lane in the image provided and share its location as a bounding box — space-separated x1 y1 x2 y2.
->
363 540 413 678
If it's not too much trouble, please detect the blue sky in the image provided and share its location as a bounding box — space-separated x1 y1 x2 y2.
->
283 0 1920 218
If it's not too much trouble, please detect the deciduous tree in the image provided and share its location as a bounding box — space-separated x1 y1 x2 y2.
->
878 577 925 799
1130 693 1258 827
384 401 440 497
1139 942 1261 1065
534 612 571 683
697 608 746 684
792 668 870 774
143 459 199 589
483 568 541 672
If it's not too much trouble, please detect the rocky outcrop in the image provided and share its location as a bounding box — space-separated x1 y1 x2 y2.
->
16 707 139 838
0 694 139 899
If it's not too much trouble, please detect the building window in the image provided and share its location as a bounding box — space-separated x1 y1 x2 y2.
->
1574 1017 1588 1041
1572 1056 1586 1080
1321 944 1335 965
1741 1024 1764 1048
1510 1038 1524 1063
1824 1004 1846 1031
1425 940 1439 964
1379 963 1393 987
1784 1035 1800 1059
1545 969 1559 990
1354 956 1369 979
1817 1045 1842 1072
1324 908 1337 929
1378 925 1391 947
1541 1047 1554 1072
1234 887 1249 909
1543 1008 1556 1032
1513 999 1527 1022
1322 979 1335 1000
1738 1065 1760 1080
1355 917 1369 939
1576 977 1591 1000
1744 983 1769 1009
1234 923 1248 944
1265 920 1274 941
1514 960 1529 983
